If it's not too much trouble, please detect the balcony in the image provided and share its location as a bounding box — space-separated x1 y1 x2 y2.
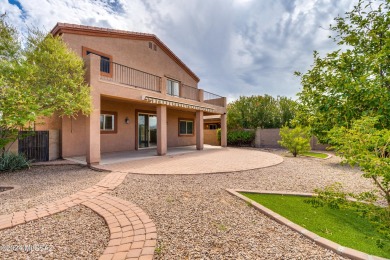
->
101 61 162 92
99 59 225 108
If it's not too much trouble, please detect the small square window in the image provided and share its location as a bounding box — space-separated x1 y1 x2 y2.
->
179 120 194 135
100 114 115 131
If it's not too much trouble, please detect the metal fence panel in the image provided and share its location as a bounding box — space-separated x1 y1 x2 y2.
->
18 131 49 162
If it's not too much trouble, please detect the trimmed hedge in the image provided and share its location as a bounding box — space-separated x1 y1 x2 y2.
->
227 129 255 146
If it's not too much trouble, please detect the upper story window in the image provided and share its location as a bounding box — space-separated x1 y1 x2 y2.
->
82 47 113 77
148 42 157 51
87 51 110 74
167 79 180 96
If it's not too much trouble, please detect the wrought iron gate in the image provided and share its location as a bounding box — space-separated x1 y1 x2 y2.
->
18 131 49 162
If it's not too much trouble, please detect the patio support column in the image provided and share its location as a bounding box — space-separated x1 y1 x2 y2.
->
221 113 227 147
86 54 101 165
157 105 167 155
196 110 204 150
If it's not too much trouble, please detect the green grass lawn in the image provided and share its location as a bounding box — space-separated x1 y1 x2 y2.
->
241 193 390 258
302 151 328 159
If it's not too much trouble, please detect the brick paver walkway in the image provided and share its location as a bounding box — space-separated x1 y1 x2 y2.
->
0 171 156 260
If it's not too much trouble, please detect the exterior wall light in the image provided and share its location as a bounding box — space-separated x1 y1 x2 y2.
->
125 117 130 124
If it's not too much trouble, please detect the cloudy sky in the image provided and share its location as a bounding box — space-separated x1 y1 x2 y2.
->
1 0 355 101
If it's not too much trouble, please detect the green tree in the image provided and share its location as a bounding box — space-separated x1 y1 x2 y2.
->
0 15 92 154
278 126 311 157
296 0 390 142
328 117 390 207
278 96 297 127
227 95 297 129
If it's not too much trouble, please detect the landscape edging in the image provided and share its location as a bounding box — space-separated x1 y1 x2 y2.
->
226 189 387 260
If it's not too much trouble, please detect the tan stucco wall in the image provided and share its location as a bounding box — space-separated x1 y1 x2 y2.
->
62 33 198 87
255 128 282 148
167 109 196 147
62 114 87 157
204 129 220 146
255 128 328 151
49 129 60 160
5 141 18 154
34 114 62 130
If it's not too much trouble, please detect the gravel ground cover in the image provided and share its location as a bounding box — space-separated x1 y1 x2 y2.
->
0 165 108 215
0 205 109 259
111 149 376 259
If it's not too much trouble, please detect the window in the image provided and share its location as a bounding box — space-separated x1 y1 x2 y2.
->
209 124 218 130
100 114 114 131
148 42 157 51
100 111 118 134
82 47 113 77
86 51 111 74
179 119 194 135
167 79 180 96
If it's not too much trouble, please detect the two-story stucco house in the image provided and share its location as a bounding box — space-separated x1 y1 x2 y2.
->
42 23 227 165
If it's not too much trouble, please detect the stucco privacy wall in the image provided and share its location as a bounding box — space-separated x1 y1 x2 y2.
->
62 114 87 157
5 142 18 154
204 129 220 146
255 128 328 151
62 33 198 87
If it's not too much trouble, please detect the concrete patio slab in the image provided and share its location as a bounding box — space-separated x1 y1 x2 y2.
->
94 147 283 174
66 145 222 165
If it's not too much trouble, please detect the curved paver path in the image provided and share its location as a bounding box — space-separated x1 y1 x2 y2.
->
0 148 285 259
97 147 284 174
0 171 156 260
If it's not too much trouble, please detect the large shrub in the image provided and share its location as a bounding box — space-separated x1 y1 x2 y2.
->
328 117 390 207
0 152 31 172
0 15 92 154
227 95 297 130
227 130 255 146
278 126 311 157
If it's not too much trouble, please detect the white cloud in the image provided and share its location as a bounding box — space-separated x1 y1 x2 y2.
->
2 0 355 100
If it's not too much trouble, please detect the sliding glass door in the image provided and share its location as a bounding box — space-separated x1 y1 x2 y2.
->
138 113 157 148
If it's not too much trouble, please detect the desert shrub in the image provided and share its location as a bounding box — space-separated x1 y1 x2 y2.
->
0 152 31 172
278 125 311 157
227 129 255 146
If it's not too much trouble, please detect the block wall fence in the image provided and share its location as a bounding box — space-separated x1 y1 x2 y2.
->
254 128 328 151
